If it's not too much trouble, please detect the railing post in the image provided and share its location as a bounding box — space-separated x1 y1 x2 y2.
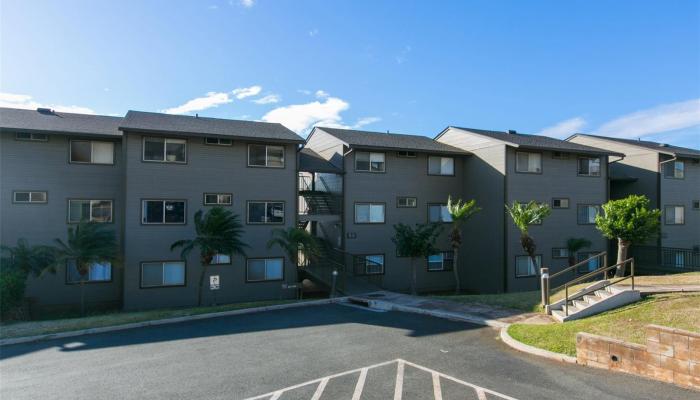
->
330 269 338 298
540 267 550 312
565 285 569 316
631 259 635 290
603 252 608 278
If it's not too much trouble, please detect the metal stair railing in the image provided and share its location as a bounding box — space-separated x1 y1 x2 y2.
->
560 258 635 316
548 252 607 296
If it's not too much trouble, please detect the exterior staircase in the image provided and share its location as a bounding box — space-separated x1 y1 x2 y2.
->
548 281 641 322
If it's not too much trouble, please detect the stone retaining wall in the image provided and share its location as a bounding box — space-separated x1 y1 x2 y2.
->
576 324 700 390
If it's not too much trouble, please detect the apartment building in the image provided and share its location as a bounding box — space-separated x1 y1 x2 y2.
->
0 107 125 312
301 127 468 293
436 127 621 292
567 134 700 259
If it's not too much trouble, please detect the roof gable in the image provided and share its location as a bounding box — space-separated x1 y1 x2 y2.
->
0 107 122 137
315 127 468 155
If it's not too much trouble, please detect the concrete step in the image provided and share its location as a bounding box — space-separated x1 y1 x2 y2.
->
547 280 609 314
595 289 613 298
552 289 641 322
583 294 603 304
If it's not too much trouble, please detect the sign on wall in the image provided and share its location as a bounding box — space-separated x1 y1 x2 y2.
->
210 275 220 290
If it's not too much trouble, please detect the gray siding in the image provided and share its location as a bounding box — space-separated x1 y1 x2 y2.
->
122 133 298 310
0 132 123 310
660 156 700 249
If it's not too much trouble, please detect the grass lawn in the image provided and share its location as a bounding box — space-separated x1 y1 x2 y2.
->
431 271 700 313
0 299 305 340
508 293 700 356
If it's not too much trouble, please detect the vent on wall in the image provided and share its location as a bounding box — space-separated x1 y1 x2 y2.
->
507 130 517 135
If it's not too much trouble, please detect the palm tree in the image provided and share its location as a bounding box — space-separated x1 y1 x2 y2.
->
0 239 56 277
446 196 480 294
392 223 442 295
171 207 248 306
49 222 118 316
267 227 322 267
565 237 592 267
505 201 551 275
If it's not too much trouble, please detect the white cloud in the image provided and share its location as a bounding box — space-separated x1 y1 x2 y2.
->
240 0 255 8
315 90 329 99
353 117 382 129
594 99 700 139
253 94 281 105
232 85 262 99
297 89 311 95
309 28 319 37
538 117 587 139
262 97 350 134
0 92 95 114
162 91 232 114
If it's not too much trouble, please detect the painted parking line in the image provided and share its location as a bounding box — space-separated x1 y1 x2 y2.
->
243 358 518 400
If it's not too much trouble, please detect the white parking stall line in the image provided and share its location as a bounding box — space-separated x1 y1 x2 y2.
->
476 388 488 400
394 359 405 400
351 368 368 400
310 378 328 400
432 371 443 400
268 392 282 400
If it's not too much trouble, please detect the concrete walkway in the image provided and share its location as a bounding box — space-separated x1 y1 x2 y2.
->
350 291 553 327
615 284 700 294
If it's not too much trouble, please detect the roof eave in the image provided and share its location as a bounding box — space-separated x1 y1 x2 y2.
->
349 144 469 155
118 126 305 144
0 126 122 138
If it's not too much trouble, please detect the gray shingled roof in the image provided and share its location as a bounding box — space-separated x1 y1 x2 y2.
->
298 148 343 173
569 134 700 159
0 107 122 137
316 127 468 155
450 127 623 156
120 111 304 143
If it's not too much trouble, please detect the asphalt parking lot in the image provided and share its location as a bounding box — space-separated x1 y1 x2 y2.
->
0 303 694 400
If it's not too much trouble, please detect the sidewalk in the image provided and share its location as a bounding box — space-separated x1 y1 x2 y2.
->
350 291 552 328
615 284 700 294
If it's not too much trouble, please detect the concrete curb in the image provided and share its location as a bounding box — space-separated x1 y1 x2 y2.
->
499 326 577 364
0 297 347 347
365 299 509 329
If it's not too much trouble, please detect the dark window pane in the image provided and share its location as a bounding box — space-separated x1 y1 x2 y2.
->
144 201 164 223
248 202 266 223
165 140 186 162
142 263 163 286
91 200 112 222
164 201 185 223
16 132 31 140
355 152 370 171
144 138 165 161
69 200 90 222
14 192 30 202
249 145 267 166
267 146 284 167
204 194 218 204
247 260 266 281
267 202 284 223
71 141 92 163
67 259 83 282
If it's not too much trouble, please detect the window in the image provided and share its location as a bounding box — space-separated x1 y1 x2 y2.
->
577 204 600 224
67 260 112 283
552 152 569 160
204 137 232 146
515 255 540 277
396 151 416 158
356 255 385 275
428 204 452 223
665 206 685 225
142 200 186 224
355 151 385 172
578 157 601 176
15 132 48 141
248 144 284 167
664 161 685 179
68 200 113 223
428 156 455 176
211 254 231 265
355 203 385 223
247 201 285 224
693 200 700 210
247 258 283 282
552 198 569 209
141 261 185 287
70 140 114 164
552 248 569 259
576 252 601 274
143 137 186 163
515 152 542 173
204 193 232 206
427 251 454 271
397 197 417 208
13 191 47 203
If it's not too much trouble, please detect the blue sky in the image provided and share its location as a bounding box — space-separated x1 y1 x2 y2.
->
1 0 698 148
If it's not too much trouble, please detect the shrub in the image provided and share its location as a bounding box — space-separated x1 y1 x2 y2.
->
0 263 27 319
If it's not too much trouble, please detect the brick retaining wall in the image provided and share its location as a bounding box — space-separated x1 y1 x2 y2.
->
576 325 700 390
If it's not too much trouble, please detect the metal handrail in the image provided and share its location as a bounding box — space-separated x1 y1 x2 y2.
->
550 251 607 280
564 258 635 316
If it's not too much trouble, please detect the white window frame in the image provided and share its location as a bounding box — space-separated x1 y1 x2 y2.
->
247 201 285 224
210 254 231 265
15 132 48 141
68 199 113 223
141 200 187 225
204 137 232 146
142 137 187 163
428 204 452 223
552 198 570 209
203 193 232 206
397 197 417 208
13 191 47 204
396 151 416 158
362 254 385 275
515 152 542 173
664 205 685 225
247 144 285 168
140 261 186 288
664 161 685 179
246 258 284 282
577 204 600 225
66 260 112 283
355 151 386 173
577 157 601 177
427 251 454 271
428 156 455 176
515 255 541 277
69 140 115 165
552 248 569 259
354 203 385 224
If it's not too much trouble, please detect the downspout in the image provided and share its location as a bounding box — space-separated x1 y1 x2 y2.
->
502 148 509 293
